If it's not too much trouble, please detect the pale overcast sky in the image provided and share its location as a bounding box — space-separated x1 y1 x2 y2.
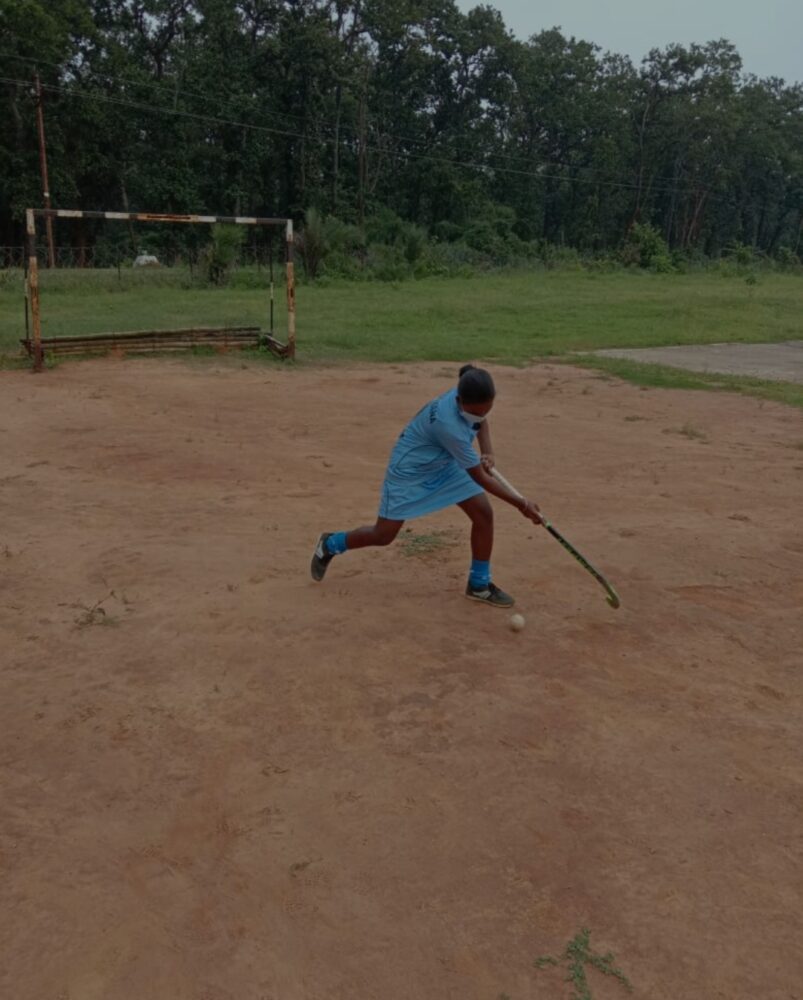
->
455 0 802 83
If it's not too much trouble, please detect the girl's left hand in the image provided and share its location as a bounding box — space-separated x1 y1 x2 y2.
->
481 453 495 472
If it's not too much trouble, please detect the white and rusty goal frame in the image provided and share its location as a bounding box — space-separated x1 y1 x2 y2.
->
24 208 296 371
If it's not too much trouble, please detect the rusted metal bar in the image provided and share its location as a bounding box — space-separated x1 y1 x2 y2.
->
20 341 260 355
261 333 290 358
22 334 262 351
25 342 259 357
23 244 30 342
24 326 261 345
285 219 296 360
26 209 43 372
268 232 275 335
31 209 290 226
34 74 56 268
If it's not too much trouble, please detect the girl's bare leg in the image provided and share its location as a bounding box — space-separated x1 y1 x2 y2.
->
345 517 404 549
458 494 493 561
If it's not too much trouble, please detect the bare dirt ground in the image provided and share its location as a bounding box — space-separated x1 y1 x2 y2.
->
1 358 801 1000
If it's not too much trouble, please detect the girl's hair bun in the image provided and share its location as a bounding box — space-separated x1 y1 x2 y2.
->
458 363 476 378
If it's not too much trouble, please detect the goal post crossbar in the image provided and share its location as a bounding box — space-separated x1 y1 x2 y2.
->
31 209 292 226
24 207 297 371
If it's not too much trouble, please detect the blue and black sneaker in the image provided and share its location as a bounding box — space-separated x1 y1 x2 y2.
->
311 533 335 582
465 580 515 608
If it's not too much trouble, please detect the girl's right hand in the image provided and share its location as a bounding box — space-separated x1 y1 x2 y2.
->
519 499 543 524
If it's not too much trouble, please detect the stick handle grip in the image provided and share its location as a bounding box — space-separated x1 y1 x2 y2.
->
492 468 549 526
491 468 524 501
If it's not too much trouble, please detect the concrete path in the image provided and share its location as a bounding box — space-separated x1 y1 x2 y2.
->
591 341 803 383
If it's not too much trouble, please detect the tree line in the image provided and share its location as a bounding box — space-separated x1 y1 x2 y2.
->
1 0 802 271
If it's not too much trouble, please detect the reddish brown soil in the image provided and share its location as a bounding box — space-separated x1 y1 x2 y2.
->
1 359 801 1000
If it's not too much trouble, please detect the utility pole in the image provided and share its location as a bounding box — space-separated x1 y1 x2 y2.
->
34 72 56 268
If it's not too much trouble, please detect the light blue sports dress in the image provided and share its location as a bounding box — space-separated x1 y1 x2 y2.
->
378 387 485 521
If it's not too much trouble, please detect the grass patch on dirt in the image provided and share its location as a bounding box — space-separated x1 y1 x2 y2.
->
399 529 459 558
567 354 803 409
534 928 633 999
663 422 709 442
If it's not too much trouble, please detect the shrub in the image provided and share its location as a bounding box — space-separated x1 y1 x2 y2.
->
431 220 463 243
775 246 800 271
403 224 427 265
621 223 674 271
202 224 245 285
724 241 755 268
366 243 409 282
538 242 583 270
650 251 674 273
585 254 622 273
364 207 408 246
324 216 366 257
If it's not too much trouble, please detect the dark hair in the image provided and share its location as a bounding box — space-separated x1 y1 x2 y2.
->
457 364 496 404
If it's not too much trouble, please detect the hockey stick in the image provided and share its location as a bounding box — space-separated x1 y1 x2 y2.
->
492 468 621 610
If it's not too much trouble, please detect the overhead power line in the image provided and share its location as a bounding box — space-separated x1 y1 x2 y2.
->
4 47 799 181
5 49 785 197
1 71 754 203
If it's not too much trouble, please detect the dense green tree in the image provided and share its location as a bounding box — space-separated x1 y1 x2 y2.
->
1 0 801 262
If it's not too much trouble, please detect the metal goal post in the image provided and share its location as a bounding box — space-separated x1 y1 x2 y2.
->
24 208 296 371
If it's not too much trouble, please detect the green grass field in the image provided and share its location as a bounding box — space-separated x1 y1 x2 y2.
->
2 267 801 405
